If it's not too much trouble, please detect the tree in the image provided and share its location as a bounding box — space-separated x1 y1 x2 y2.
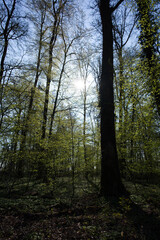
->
121 50 160 175
77 48 90 181
49 24 81 137
42 0 70 139
112 5 136 173
0 0 16 86
0 0 27 129
20 0 47 152
136 0 160 116
98 0 126 197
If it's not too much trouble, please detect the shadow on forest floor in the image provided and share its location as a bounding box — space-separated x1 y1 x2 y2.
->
0 179 160 239
128 202 160 240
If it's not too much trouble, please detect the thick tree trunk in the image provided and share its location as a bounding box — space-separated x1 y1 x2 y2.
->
99 0 126 197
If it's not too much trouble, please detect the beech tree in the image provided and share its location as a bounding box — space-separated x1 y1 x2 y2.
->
98 0 126 197
136 0 160 116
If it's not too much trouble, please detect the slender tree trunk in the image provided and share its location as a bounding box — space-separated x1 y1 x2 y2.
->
0 0 16 86
0 39 8 87
130 99 135 161
42 18 59 139
49 52 67 137
69 110 75 197
0 0 16 114
118 47 126 172
12 108 22 152
99 0 126 197
112 7 136 171
0 111 4 130
118 47 124 131
83 75 88 179
17 11 45 178
20 12 45 150
49 26 79 137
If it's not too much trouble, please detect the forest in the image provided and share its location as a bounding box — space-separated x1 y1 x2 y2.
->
0 0 160 239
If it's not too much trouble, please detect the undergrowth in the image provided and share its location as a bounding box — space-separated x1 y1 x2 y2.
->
0 178 160 239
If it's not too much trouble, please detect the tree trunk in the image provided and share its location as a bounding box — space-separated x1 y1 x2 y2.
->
49 52 66 137
0 0 16 86
118 47 126 173
83 74 88 180
136 0 160 116
20 11 45 150
42 18 59 139
99 0 126 197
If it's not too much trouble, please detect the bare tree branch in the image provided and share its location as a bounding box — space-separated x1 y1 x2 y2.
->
111 0 124 13
122 16 137 47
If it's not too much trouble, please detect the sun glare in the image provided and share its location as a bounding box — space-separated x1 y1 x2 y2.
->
73 78 84 91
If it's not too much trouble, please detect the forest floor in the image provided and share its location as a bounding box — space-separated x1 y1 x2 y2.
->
0 179 160 240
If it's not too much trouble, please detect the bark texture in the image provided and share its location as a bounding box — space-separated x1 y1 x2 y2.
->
99 0 126 197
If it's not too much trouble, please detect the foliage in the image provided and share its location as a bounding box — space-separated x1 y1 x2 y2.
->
0 0 160 238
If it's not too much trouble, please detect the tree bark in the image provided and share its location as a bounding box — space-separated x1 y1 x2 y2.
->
99 0 126 197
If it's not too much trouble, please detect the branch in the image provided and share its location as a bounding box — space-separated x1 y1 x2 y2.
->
2 0 10 15
122 16 138 47
111 0 124 13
